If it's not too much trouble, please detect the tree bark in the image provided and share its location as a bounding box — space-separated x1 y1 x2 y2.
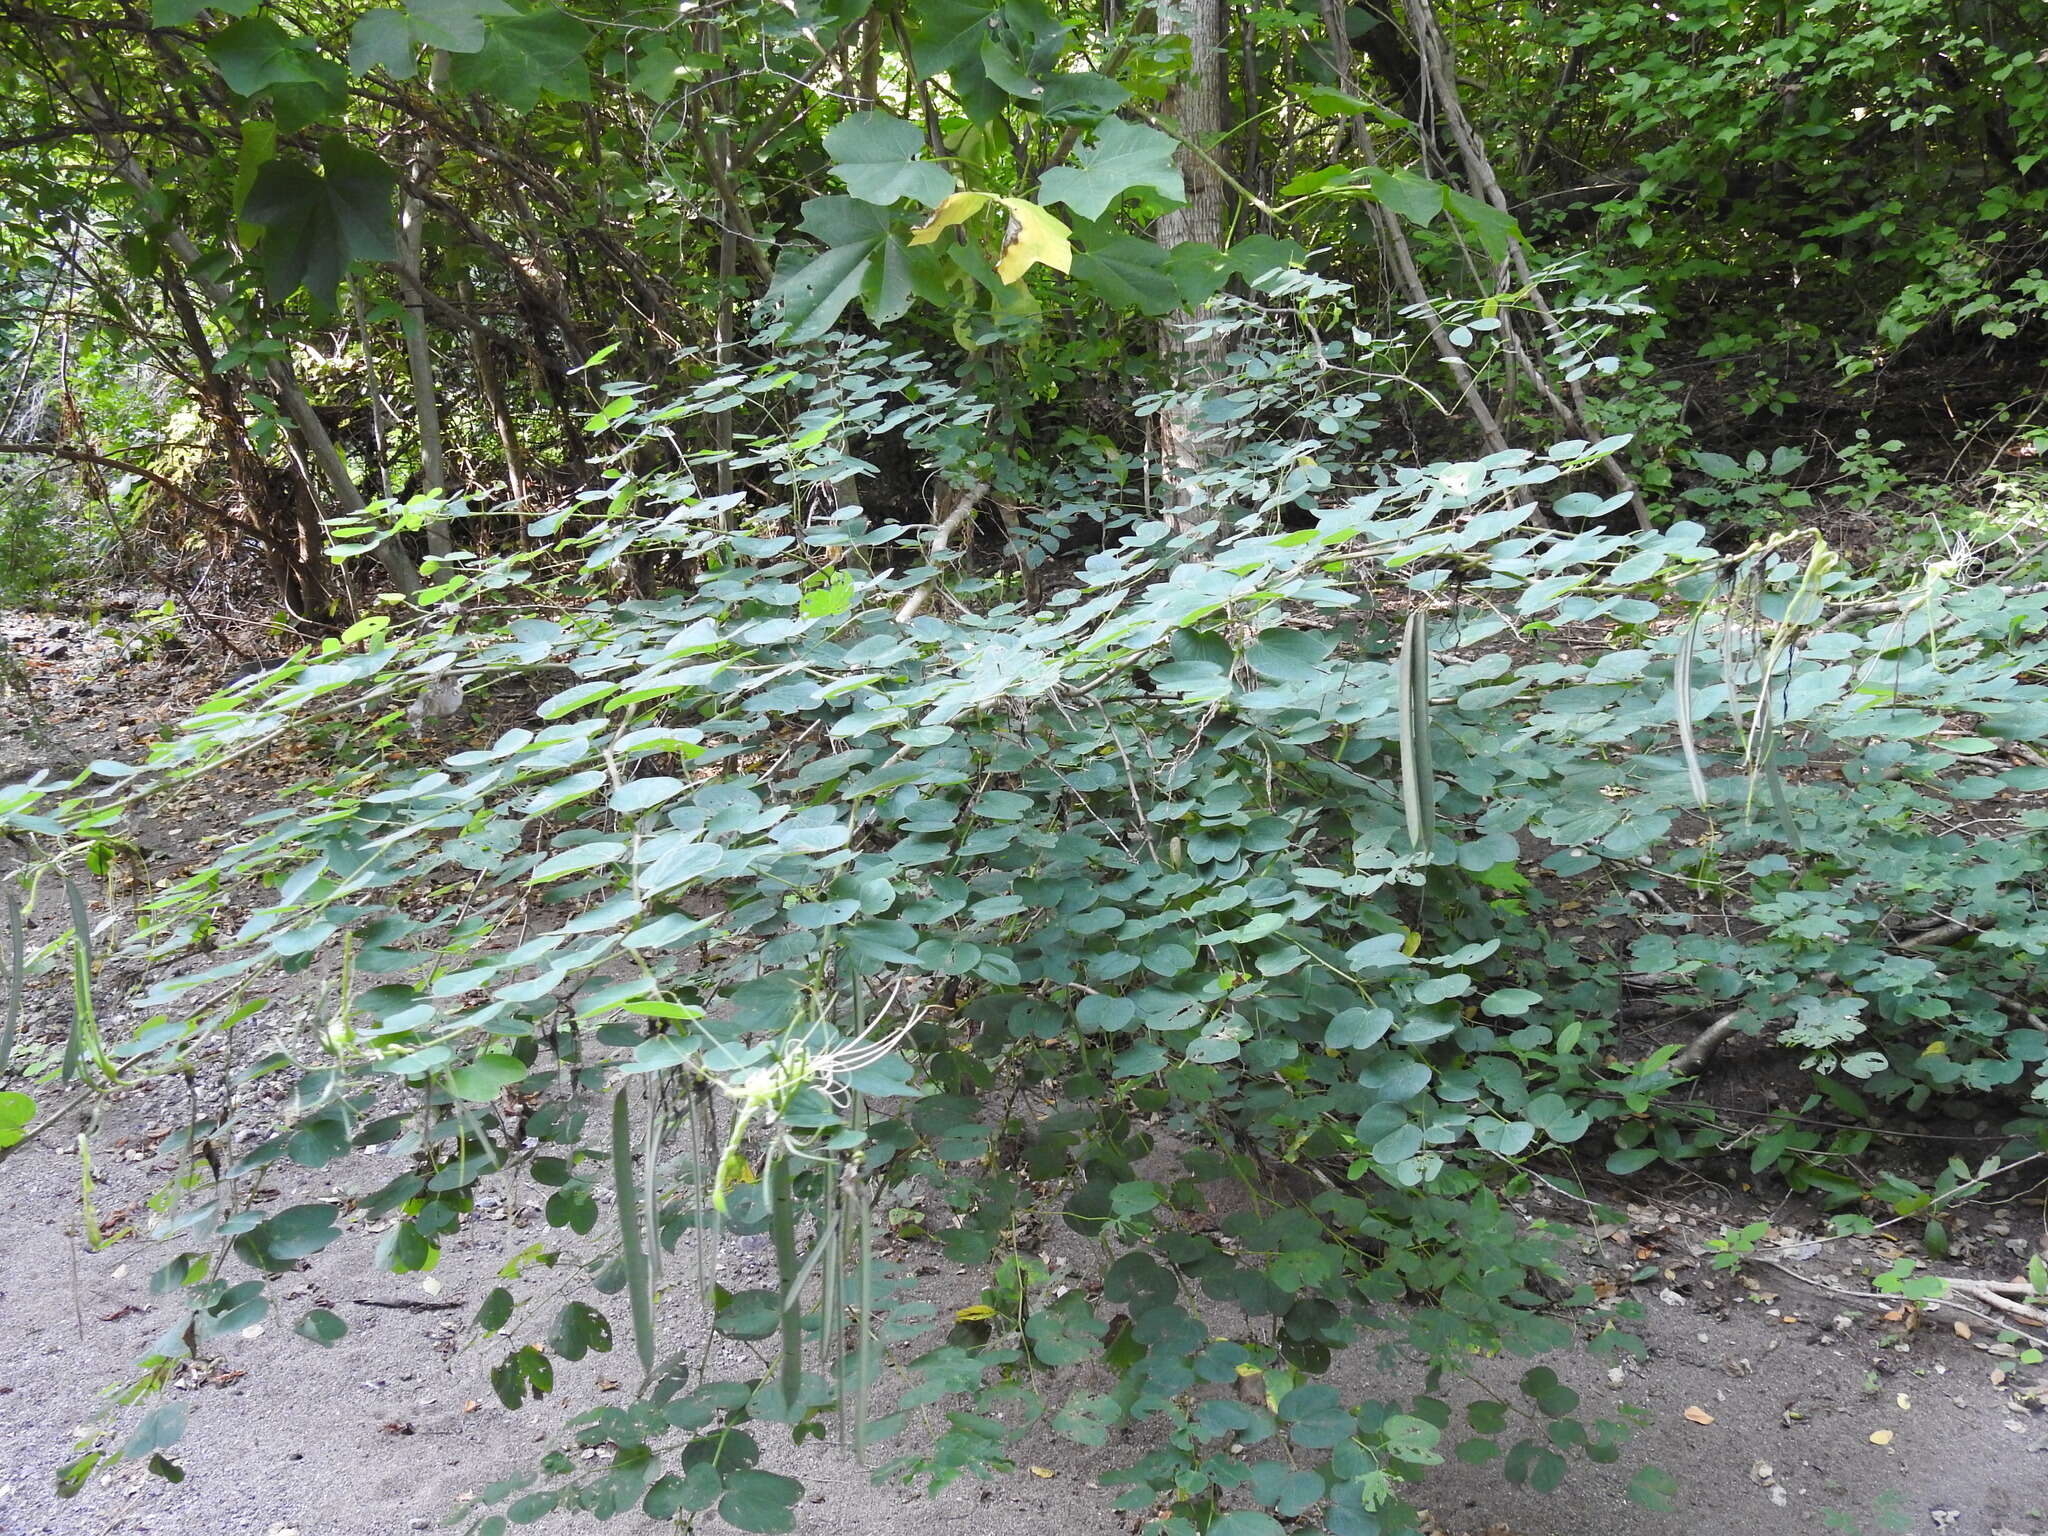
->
1404 0 1649 528
1317 0 1511 458
40 29 422 597
398 50 453 555
1154 0 1231 535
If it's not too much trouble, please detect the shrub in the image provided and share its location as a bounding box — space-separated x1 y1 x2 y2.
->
9 312 2048 1531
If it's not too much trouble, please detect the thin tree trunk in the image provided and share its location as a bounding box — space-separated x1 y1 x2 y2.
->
703 10 738 511
350 278 394 502
399 50 453 555
459 276 529 505
1155 0 1231 535
44 33 422 596
1318 0 1510 459
1404 0 1649 527
156 272 329 614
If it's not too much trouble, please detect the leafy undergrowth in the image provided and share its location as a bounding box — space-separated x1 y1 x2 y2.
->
5 322 2048 1535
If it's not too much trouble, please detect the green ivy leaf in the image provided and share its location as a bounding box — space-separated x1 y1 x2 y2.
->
295 1308 348 1346
717 1469 803 1533
1038 119 1186 221
447 1052 528 1101
1363 165 1447 226
1072 231 1180 315
236 1203 342 1269
1446 186 1520 265
206 17 329 95
1223 232 1309 287
447 3 591 110
240 141 398 309
1038 70 1128 125
766 197 940 341
1628 1465 1680 1511
408 0 514 53
908 0 998 74
824 112 953 208
348 10 418 79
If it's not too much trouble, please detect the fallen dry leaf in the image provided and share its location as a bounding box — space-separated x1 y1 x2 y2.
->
1869 1428 1894 1445
1954 1321 1973 1339
1029 1466 1056 1478
1683 1406 1715 1425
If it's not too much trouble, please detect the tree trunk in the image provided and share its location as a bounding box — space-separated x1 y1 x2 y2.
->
1403 0 1649 528
1154 0 1230 535
399 50 453 555
1317 0 1511 459
42 30 422 597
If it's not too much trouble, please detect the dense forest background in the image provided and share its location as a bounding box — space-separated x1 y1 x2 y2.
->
5 5 2048 1535
3 0 2044 610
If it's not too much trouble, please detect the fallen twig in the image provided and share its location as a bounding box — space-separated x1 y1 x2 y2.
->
1755 1257 2048 1350
894 482 989 624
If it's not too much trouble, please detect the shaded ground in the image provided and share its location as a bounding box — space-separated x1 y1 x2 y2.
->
3 607 2046 1536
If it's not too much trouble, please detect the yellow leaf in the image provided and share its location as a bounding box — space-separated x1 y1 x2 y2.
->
1401 928 1422 956
1683 1406 1715 1425
1234 1363 1262 1378
1869 1428 1894 1445
911 191 991 246
1921 1039 1948 1056
991 196 1071 285
1029 1467 1055 1479
954 1304 997 1323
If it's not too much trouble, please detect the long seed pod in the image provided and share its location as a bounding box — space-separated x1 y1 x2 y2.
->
1 888 23 1075
61 878 94 1083
642 1079 664 1293
1397 610 1436 852
853 1152 874 1458
1675 597 1712 812
823 1165 847 1447
700 1091 723 1308
610 1086 657 1381
767 1149 802 1407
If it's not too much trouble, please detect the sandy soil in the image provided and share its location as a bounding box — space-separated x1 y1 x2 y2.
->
4 609 2047 1536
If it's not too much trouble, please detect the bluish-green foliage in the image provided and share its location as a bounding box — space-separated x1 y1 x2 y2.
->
9 301 2048 1525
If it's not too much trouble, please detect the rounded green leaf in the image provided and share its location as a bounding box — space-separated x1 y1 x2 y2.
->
447 1052 528 1101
